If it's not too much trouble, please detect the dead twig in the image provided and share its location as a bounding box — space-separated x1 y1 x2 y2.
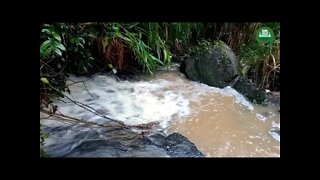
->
41 108 158 131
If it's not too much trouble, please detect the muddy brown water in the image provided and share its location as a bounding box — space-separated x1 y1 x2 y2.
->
153 71 280 157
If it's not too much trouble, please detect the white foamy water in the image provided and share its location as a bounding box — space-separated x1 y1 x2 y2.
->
48 71 256 130
49 74 190 129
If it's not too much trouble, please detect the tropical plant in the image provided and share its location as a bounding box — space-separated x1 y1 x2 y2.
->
40 25 66 58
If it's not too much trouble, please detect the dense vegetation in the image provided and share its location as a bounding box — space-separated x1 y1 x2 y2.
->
40 22 280 157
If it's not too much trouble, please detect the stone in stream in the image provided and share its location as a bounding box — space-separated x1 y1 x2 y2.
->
269 129 280 142
43 121 205 157
231 76 267 105
180 41 268 104
164 133 205 157
266 91 280 106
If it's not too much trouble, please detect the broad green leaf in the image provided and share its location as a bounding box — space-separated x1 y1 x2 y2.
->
41 29 51 35
53 41 66 51
40 40 52 51
41 46 53 58
108 64 113 68
54 48 62 56
40 78 49 84
52 32 61 42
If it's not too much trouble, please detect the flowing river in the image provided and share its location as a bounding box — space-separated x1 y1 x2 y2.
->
41 66 280 157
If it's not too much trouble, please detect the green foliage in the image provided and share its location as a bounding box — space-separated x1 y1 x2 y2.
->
40 24 68 100
144 23 172 66
167 23 204 44
54 23 98 75
98 23 174 75
237 22 280 90
40 27 66 58
40 77 49 84
120 26 164 75
188 39 215 55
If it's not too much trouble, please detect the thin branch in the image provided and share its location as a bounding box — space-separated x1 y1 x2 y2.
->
59 94 126 126
40 114 52 119
83 81 95 99
67 75 95 86
45 82 125 126
41 109 126 129
64 76 97 99
46 78 125 125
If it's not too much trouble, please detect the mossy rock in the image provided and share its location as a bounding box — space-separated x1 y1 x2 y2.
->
181 42 238 88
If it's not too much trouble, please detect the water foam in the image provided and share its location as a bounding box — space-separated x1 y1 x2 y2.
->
49 72 255 130
51 74 190 129
188 81 254 110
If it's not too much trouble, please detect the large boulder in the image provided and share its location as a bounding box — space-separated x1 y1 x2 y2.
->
180 42 268 104
181 42 238 88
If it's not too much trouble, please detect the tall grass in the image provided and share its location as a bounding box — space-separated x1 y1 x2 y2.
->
236 23 280 90
97 22 203 75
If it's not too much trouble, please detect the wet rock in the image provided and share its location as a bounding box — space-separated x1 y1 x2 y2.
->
44 122 205 157
269 129 280 142
147 133 166 148
165 133 205 157
231 76 267 104
180 42 266 105
66 140 132 157
180 42 238 88
266 91 280 106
